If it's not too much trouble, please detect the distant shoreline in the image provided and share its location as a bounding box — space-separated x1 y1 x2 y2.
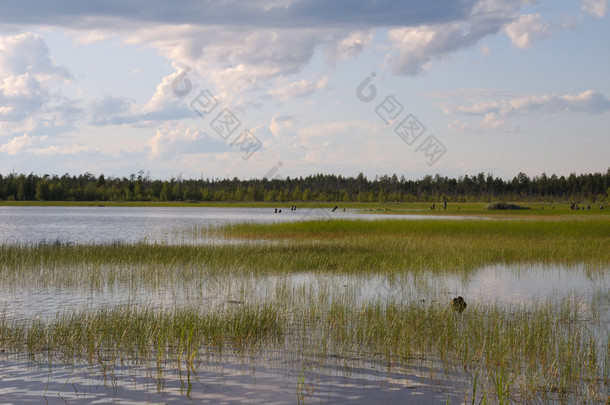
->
0 200 607 217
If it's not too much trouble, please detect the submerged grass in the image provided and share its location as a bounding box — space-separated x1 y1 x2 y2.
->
0 295 607 403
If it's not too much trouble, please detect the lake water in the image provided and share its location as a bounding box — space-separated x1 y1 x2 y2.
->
0 206 471 245
0 206 607 404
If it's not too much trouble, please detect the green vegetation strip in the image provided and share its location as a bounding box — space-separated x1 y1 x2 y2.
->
1 218 607 288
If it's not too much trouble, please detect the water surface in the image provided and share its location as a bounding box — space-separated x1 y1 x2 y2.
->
0 206 475 245
0 206 606 404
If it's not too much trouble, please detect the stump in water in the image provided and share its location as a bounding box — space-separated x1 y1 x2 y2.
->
451 296 467 314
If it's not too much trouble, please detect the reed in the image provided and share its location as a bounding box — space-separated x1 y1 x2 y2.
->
0 293 606 403
0 216 607 402
0 218 607 290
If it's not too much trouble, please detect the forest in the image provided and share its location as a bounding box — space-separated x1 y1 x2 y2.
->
0 170 608 203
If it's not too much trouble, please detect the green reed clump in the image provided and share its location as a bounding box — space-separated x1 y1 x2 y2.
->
292 297 608 402
0 218 607 290
0 304 284 365
0 292 606 403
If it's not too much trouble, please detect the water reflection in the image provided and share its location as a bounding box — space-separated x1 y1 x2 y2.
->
1 264 606 321
0 354 468 405
0 206 477 245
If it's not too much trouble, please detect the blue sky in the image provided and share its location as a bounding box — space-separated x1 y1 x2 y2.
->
0 0 608 180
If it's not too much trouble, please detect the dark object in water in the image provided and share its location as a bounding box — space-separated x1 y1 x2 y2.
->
331 206 338 212
451 296 467 313
487 202 529 210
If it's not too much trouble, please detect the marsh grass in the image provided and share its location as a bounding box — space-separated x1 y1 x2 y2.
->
0 216 608 402
0 304 284 364
0 218 607 289
0 294 606 403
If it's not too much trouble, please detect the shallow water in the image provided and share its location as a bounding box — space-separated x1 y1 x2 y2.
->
0 207 607 404
0 354 469 405
0 206 475 245
1 264 607 322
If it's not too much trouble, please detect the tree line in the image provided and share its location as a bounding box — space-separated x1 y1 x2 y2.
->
0 170 608 203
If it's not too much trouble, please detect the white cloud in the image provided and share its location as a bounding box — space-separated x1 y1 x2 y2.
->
28 143 91 155
325 31 374 63
300 121 378 139
0 32 75 135
127 26 331 105
0 73 44 121
581 0 608 17
268 76 328 101
109 1 516 94
142 64 188 113
89 96 138 126
0 133 48 154
269 114 298 139
0 32 70 79
442 90 610 131
87 67 193 126
505 14 549 48
150 125 201 158
384 0 524 75
1 73 42 98
149 124 230 159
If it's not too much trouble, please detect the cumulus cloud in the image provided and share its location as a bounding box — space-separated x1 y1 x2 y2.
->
2 0 548 126
88 70 193 126
149 124 229 159
0 32 71 79
384 0 525 75
268 76 328 101
0 32 74 135
129 26 329 103
0 0 597 153
442 90 610 131
0 133 48 154
505 14 549 48
581 0 608 17
89 96 138 126
444 90 610 116
269 114 296 138
0 1 492 103
299 121 378 139
0 73 44 121
325 31 375 63
28 143 92 155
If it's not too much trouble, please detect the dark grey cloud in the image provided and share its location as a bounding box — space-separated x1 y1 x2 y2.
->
0 0 477 29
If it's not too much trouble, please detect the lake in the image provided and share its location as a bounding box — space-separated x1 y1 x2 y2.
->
0 206 471 245
0 206 607 404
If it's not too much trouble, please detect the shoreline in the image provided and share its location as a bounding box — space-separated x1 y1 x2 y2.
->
0 200 607 217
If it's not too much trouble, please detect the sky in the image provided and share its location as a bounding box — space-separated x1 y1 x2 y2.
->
0 0 608 181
